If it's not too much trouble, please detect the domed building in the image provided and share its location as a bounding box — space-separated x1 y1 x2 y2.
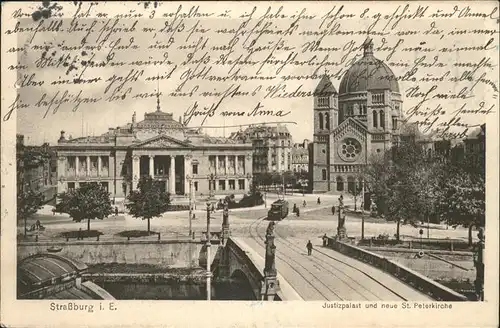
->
311 37 404 193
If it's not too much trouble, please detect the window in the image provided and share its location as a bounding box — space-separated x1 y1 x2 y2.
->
67 182 75 191
392 117 398 130
229 180 235 190
373 110 378 128
319 113 324 129
325 113 330 130
347 104 353 116
336 177 344 191
322 169 327 180
218 180 226 190
318 97 329 107
194 181 199 191
380 111 385 128
372 93 384 103
192 164 198 174
101 182 109 192
238 179 245 190
360 104 367 115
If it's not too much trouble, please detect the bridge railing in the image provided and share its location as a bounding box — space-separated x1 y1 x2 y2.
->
327 237 468 301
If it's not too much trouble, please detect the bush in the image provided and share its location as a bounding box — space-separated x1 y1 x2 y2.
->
166 205 190 212
60 230 103 239
116 230 158 238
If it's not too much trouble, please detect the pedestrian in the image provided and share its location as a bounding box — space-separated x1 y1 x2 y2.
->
332 205 336 215
306 240 313 256
303 200 306 208
317 197 321 205
296 207 300 217
115 206 119 217
322 234 328 247
293 203 297 214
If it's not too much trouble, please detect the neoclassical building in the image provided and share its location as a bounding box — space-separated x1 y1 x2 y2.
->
312 37 404 192
55 100 253 204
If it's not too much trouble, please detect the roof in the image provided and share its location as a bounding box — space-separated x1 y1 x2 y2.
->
466 124 486 140
314 74 337 96
339 38 399 94
18 253 88 287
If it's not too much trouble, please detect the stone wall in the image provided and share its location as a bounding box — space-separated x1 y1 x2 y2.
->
18 240 217 268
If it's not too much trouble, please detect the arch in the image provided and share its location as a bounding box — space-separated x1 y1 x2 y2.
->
336 176 344 191
379 110 385 128
226 269 257 300
325 113 330 130
319 113 324 129
373 110 378 128
322 169 327 180
347 176 356 193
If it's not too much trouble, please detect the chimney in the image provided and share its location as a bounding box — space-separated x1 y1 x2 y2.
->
58 130 66 142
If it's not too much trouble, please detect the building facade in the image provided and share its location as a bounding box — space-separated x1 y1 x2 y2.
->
55 104 253 204
312 37 405 193
291 140 311 173
17 134 57 202
229 124 293 174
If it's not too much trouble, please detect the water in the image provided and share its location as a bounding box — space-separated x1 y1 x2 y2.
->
97 281 256 300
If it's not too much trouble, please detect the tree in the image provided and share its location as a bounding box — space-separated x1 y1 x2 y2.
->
55 183 113 231
438 162 485 246
18 189 44 237
126 176 171 233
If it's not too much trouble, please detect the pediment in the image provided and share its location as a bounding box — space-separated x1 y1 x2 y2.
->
332 117 367 142
132 134 193 149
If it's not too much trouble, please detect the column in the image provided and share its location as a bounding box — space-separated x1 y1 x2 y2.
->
184 155 191 195
225 155 228 175
86 156 90 176
225 179 229 191
132 155 140 190
277 147 282 171
215 155 219 175
97 156 102 177
149 155 155 177
169 155 176 194
75 156 79 177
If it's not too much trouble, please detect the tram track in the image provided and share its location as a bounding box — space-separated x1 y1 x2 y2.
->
273 226 410 301
247 216 343 301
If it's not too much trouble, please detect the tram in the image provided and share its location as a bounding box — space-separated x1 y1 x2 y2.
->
267 199 289 221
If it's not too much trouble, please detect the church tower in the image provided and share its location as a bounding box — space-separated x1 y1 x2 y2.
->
312 74 338 191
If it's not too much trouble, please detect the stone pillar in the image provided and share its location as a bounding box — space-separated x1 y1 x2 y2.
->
225 179 229 191
86 156 90 177
277 147 282 171
169 155 176 194
132 155 140 190
97 156 102 177
75 156 79 177
149 155 155 178
215 156 219 175
184 155 192 195
225 155 228 175
262 222 280 301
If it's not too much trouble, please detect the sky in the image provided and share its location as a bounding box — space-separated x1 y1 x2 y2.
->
4 1 499 145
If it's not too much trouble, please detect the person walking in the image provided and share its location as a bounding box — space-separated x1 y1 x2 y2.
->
322 233 328 247
306 240 313 256
331 205 336 215
303 200 307 208
317 197 321 205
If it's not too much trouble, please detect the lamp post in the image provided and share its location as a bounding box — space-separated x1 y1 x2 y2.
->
207 173 217 203
206 202 212 300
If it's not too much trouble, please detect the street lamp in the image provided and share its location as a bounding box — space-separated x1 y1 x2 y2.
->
207 173 217 202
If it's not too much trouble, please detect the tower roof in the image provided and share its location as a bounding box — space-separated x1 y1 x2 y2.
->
314 74 337 97
339 38 399 94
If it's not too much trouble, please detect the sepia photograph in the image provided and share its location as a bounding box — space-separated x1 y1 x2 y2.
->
1 1 499 327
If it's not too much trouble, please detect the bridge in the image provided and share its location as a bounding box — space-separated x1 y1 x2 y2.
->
213 215 469 302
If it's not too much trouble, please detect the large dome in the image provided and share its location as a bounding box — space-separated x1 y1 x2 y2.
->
339 38 399 95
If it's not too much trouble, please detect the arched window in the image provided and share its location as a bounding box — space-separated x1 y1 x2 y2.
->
336 177 344 191
322 169 327 180
325 113 330 130
347 176 356 193
319 113 324 129
380 110 385 128
373 110 378 128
